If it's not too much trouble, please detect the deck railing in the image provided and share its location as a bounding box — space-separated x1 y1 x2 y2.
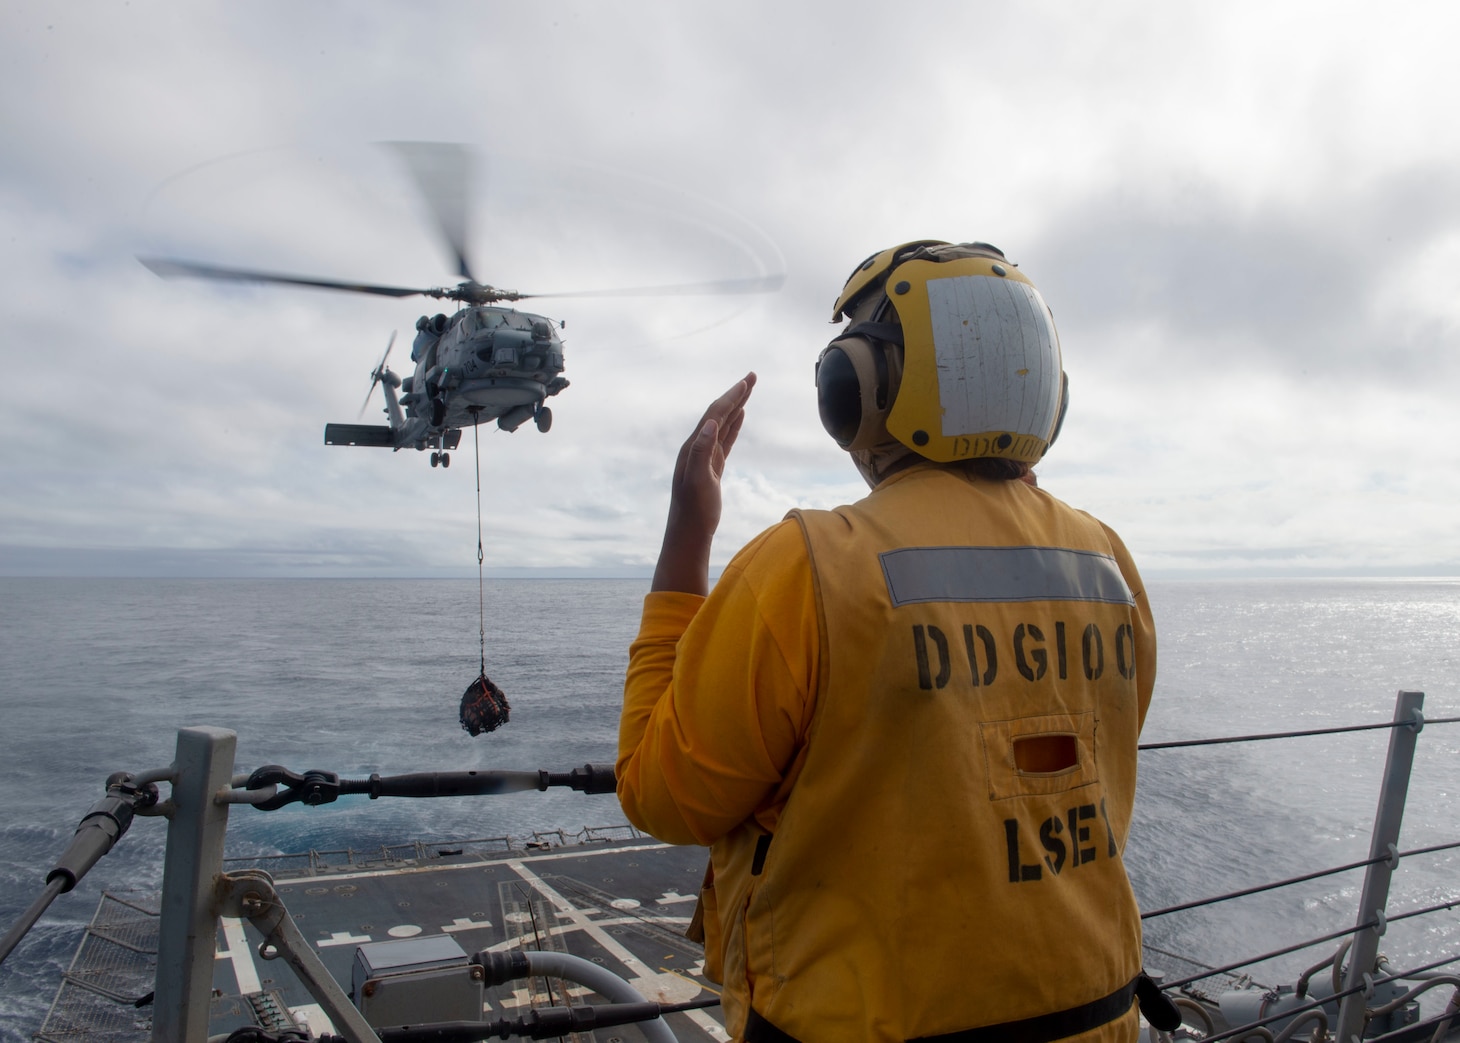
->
1139 691 1460 1043
15 690 1460 1042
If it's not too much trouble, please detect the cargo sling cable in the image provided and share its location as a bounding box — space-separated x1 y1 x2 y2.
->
459 412 510 735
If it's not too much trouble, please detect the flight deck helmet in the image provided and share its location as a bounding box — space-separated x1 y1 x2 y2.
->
816 240 1069 464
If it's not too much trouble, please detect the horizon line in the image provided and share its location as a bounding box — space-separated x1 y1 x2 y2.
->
2 545 1456 582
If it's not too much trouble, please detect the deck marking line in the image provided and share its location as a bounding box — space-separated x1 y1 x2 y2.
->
474 914 690 955
298 840 673 883
656 891 696 905
505 860 655 985
317 930 372 947
292 1004 336 1035
218 917 262 995
442 916 494 932
500 986 533 1010
660 967 720 996
686 1008 732 1041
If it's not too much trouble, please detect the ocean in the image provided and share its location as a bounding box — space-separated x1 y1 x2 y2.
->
0 576 1457 1039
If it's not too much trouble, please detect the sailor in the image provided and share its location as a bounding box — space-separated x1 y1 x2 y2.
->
617 241 1157 1043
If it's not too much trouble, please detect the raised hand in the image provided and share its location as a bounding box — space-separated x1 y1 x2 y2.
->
651 373 757 595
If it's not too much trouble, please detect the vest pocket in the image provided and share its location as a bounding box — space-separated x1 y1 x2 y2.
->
981 711 1098 799
721 884 753 1002
696 873 724 983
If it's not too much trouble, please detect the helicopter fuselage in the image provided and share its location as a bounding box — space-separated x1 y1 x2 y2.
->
327 305 569 461
403 305 568 434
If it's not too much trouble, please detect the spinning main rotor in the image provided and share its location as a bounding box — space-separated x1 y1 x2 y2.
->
139 142 783 310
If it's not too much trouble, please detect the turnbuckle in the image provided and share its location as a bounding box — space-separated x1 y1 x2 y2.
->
245 766 345 811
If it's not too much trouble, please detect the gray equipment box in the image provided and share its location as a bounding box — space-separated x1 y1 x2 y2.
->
351 935 484 1027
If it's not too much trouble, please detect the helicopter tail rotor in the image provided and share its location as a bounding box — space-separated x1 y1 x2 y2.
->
358 331 398 418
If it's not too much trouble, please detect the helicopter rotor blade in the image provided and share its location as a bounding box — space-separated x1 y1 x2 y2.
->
359 331 398 418
139 257 435 299
515 273 786 300
380 142 479 285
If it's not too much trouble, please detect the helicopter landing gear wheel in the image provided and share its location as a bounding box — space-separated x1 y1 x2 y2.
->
441 452 450 468
430 452 440 467
535 407 552 433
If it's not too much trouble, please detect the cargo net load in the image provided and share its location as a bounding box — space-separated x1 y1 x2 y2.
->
459 672 510 736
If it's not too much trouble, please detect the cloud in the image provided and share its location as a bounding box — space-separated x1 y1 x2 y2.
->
1029 165 1460 383
3 1 1460 575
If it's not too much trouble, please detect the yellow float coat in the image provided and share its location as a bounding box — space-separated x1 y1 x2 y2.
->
618 464 1156 1042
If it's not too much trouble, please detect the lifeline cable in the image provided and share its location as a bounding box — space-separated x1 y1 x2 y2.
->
1139 714 1460 751
1154 894 1460 993
1142 837 1460 921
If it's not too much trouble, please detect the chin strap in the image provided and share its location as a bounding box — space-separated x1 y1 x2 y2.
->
850 442 918 489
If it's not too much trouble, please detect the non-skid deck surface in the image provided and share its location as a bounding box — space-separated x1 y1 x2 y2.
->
213 836 727 1041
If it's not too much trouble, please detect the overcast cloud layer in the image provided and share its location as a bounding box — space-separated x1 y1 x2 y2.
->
2 1 1458 578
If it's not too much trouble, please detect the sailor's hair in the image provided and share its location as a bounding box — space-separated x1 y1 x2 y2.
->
954 457 1031 483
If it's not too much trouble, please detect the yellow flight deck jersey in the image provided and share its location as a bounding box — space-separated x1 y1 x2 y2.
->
618 463 1156 1043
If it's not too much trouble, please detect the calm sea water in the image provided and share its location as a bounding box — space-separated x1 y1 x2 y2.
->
0 576 1457 1038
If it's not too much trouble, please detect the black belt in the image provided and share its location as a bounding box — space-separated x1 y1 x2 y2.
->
744 973 1179 1043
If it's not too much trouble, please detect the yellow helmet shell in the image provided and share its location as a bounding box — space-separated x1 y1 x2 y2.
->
832 240 948 322
881 253 1064 464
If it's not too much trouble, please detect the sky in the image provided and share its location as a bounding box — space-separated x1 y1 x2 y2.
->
2 1 1458 578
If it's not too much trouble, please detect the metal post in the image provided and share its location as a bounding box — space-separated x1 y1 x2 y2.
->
1335 691 1424 1043
221 870 383 1043
150 727 237 1043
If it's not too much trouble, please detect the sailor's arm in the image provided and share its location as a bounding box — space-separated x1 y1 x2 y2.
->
617 524 818 845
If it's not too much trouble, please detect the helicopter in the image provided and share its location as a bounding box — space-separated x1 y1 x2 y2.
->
140 143 783 467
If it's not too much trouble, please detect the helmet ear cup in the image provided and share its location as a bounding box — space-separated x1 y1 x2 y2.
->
815 335 902 450
815 344 862 447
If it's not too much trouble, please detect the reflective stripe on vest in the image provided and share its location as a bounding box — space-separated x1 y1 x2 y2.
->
880 546 1134 607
